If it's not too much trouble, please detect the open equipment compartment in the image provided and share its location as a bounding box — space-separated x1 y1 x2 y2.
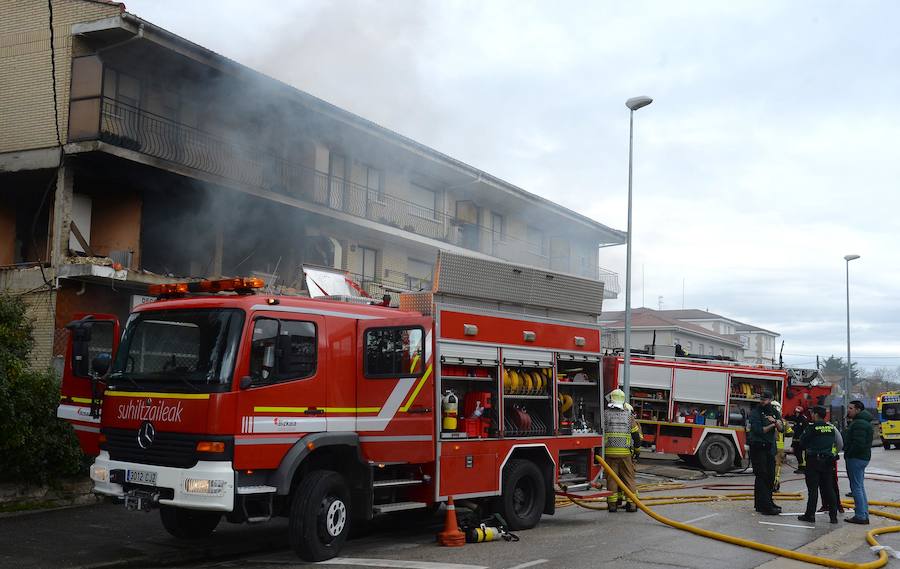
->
502 348 553 437
728 373 784 427
556 353 601 435
438 342 500 439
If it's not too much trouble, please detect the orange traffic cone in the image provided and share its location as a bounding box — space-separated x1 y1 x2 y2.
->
436 496 466 546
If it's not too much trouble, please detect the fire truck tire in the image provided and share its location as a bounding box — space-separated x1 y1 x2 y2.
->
289 470 350 562
159 506 221 539
697 435 735 473
496 459 545 530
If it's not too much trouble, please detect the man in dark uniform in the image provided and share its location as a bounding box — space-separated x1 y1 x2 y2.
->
789 406 809 473
797 405 838 524
748 391 783 515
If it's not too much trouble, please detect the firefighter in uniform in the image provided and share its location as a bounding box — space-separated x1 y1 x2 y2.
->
603 389 642 513
772 400 791 492
789 406 810 473
797 405 838 524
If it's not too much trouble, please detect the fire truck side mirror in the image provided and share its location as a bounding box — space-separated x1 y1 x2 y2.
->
67 317 95 377
91 353 111 377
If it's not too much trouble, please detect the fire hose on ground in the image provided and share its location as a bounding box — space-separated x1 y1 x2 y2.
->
562 455 900 569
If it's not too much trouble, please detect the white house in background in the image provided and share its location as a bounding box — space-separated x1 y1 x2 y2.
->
600 307 780 365
599 308 745 361
656 309 781 365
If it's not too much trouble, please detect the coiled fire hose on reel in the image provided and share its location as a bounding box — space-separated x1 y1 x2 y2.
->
576 454 900 569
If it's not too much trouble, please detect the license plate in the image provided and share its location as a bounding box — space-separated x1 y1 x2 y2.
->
125 469 157 486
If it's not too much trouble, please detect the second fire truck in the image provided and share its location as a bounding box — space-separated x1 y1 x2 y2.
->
603 353 829 472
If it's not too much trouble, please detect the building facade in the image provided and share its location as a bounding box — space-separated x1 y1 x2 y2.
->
599 308 745 361
1 0 624 371
600 308 780 365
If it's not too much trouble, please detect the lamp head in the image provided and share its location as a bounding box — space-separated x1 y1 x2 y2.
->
626 96 653 111
844 254 861 262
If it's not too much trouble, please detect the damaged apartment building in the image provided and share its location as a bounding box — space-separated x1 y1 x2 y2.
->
0 0 625 371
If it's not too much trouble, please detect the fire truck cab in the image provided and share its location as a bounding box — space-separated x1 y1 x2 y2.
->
61 254 608 561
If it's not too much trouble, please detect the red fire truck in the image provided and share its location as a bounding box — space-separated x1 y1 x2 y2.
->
58 254 609 561
602 354 830 473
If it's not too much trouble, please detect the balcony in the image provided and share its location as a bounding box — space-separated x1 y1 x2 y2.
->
71 97 618 295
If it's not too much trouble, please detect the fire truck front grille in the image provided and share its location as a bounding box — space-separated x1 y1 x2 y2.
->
103 429 232 469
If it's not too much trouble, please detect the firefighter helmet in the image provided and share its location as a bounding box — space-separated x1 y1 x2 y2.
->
608 388 626 409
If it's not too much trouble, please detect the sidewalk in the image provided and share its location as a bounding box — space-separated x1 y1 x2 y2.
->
0 503 289 569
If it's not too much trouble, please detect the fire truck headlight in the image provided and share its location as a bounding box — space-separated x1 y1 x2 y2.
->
184 479 226 495
90 465 108 482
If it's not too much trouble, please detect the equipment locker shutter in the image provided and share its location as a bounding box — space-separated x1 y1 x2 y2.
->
673 369 727 404
558 353 601 362
619 363 672 390
503 348 553 367
439 343 499 365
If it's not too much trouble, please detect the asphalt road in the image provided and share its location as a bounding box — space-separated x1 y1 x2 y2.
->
4 450 900 569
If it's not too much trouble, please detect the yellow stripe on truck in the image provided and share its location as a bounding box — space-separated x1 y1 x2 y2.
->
401 365 432 412
104 390 211 400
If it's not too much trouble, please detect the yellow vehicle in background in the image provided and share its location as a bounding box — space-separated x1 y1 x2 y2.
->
877 391 900 449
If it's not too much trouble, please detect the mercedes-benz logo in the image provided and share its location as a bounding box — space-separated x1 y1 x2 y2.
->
137 421 155 450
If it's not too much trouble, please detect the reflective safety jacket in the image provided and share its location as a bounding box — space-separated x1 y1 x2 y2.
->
604 406 642 457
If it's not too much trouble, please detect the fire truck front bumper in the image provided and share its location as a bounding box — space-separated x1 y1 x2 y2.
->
90 451 235 512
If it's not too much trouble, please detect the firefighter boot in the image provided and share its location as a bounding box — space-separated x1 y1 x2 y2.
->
625 501 637 513
607 496 618 513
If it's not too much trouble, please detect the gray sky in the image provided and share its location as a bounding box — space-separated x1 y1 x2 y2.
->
125 0 900 371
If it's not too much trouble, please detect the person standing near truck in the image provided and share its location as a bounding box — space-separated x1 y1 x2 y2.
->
844 400 874 525
789 406 810 473
748 391 783 515
797 405 838 524
603 389 642 513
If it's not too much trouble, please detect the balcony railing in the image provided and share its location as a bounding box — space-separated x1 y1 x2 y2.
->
90 97 618 294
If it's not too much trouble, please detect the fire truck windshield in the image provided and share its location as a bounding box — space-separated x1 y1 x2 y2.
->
109 308 244 388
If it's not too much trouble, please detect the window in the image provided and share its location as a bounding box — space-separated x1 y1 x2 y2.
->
408 183 437 219
103 68 141 107
698 343 704 354
406 258 433 291
249 318 317 384
365 327 424 377
328 153 347 208
112 309 244 386
71 319 116 378
526 225 545 255
686 341 693 351
365 165 383 201
491 213 504 255
353 246 378 287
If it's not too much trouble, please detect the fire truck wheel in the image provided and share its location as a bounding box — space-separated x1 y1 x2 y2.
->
697 435 735 473
289 470 350 562
496 459 545 530
159 506 221 539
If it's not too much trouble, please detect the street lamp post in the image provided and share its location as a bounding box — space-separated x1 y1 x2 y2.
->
623 95 653 398
844 254 860 429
